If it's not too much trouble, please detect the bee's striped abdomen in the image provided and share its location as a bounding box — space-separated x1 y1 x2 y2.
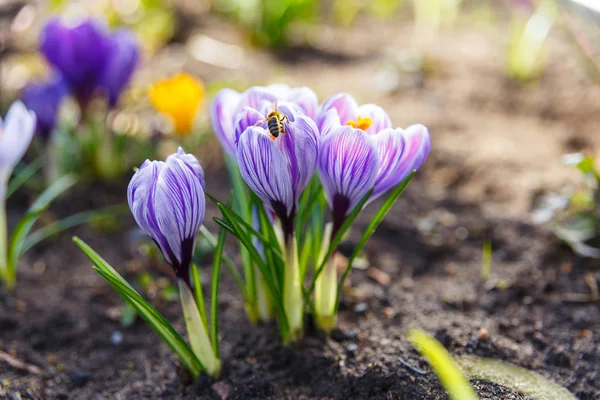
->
268 117 283 139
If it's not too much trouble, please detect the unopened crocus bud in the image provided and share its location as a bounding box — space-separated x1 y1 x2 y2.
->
21 75 67 141
127 148 205 286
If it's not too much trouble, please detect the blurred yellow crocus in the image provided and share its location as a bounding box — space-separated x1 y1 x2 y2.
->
149 73 205 135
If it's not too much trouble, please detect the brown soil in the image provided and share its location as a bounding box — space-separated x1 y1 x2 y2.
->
1 6 600 400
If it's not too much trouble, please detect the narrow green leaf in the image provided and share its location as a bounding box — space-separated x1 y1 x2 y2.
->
73 237 203 377
408 329 479 400
334 172 414 312
198 225 246 295
29 174 77 213
191 264 209 330
210 224 227 355
7 157 44 198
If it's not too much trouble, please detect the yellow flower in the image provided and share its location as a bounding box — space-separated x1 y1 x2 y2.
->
149 73 205 135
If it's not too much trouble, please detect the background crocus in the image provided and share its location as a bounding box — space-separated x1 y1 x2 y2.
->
149 73 205 135
21 74 67 141
0 101 36 288
127 148 205 286
211 85 318 159
40 18 138 109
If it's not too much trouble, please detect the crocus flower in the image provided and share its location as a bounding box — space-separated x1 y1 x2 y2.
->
40 18 138 108
318 93 431 205
236 105 319 238
21 74 67 141
0 101 37 191
211 85 318 158
127 148 205 286
149 73 205 135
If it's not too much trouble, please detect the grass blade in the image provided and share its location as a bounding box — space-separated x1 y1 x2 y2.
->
73 237 203 377
408 328 479 400
210 224 227 355
199 225 246 295
7 157 44 198
191 264 209 330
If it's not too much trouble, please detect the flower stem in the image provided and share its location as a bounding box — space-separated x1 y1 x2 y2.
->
255 264 273 321
314 223 337 334
0 182 7 287
283 236 303 343
178 279 221 378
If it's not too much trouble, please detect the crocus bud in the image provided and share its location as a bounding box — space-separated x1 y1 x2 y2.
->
0 102 37 189
21 75 67 141
127 148 205 285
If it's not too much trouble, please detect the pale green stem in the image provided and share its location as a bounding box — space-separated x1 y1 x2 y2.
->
0 181 7 285
178 280 221 378
44 141 60 186
255 264 273 322
283 236 303 343
314 223 337 333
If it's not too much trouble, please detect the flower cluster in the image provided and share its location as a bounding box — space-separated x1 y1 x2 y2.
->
211 85 430 337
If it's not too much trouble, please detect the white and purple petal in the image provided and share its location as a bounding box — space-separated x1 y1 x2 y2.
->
0 101 37 185
233 107 265 145
210 88 242 158
318 126 380 216
356 103 392 135
237 127 294 218
317 93 358 132
167 147 205 190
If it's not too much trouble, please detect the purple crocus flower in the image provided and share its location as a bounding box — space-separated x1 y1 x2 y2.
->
211 85 318 158
128 148 205 286
40 18 138 109
318 93 431 203
21 74 67 141
236 105 319 238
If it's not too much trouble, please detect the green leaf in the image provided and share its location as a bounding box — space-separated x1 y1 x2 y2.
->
456 355 577 400
120 303 138 327
191 264 209 330
7 157 44 198
210 224 227 355
408 329 479 400
5 175 77 286
334 172 414 312
73 237 203 377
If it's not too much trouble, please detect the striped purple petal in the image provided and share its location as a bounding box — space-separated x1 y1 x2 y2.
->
166 147 205 190
127 152 206 285
316 93 358 133
318 126 380 220
237 127 294 219
233 107 265 146
210 88 242 158
356 104 392 135
371 124 431 201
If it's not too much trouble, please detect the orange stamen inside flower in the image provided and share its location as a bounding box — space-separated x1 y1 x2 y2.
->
347 116 372 131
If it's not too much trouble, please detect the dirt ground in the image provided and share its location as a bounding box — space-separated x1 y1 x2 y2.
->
1 6 600 400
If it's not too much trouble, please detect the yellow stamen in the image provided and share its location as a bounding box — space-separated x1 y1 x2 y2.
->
149 73 205 136
347 116 373 131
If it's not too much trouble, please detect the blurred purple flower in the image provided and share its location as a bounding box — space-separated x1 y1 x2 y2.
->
236 106 318 238
0 102 36 190
40 18 138 109
211 85 318 158
21 74 67 141
127 148 205 286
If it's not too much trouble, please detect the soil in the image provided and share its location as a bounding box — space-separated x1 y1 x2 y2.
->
2 4 600 400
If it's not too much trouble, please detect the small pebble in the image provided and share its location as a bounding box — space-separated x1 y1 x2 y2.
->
353 302 368 314
346 343 359 354
110 331 123 345
331 328 356 342
70 372 93 388
478 327 489 340
212 381 231 400
383 307 396 319
367 267 391 286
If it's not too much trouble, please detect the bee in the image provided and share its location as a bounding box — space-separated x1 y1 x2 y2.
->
254 101 290 140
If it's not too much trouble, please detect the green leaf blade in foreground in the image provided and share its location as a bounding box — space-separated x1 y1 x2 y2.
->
73 237 203 377
7 157 44 198
408 328 479 400
456 355 577 400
